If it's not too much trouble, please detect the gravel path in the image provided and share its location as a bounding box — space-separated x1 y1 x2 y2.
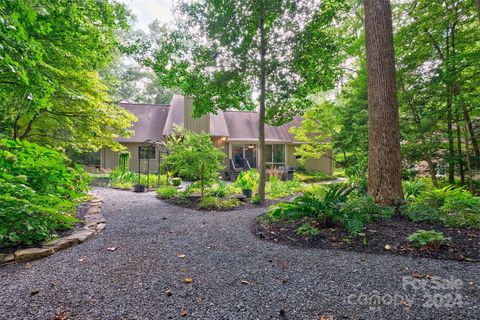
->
1 188 479 320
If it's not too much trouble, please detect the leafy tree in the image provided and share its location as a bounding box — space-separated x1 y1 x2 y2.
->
0 0 136 151
289 97 338 163
150 0 347 202
164 127 225 196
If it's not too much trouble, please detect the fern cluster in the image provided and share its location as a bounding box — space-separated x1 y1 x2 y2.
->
268 184 394 235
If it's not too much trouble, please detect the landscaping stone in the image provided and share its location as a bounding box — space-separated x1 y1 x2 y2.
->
96 223 106 232
14 248 54 262
66 229 96 243
0 253 14 265
86 207 101 215
85 214 106 225
44 238 79 251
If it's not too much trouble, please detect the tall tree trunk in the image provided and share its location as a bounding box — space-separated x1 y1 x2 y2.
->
455 117 465 185
423 151 438 187
257 4 267 202
462 104 480 161
447 97 455 184
363 0 403 206
464 123 474 193
477 0 480 21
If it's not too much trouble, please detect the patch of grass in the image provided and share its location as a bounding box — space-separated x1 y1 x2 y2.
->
294 171 335 183
156 186 178 199
197 196 241 210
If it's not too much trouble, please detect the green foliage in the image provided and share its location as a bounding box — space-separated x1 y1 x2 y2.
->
0 0 136 151
290 98 338 162
164 127 225 195
294 171 334 183
235 170 258 190
209 181 229 198
407 230 451 249
156 186 178 199
171 177 182 187
119 151 130 174
402 185 480 228
268 184 394 235
252 195 262 204
197 196 241 211
0 139 87 247
266 176 303 199
295 222 320 237
403 179 430 198
109 168 168 189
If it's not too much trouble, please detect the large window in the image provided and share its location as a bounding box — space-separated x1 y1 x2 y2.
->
266 144 285 169
232 144 257 168
138 145 156 160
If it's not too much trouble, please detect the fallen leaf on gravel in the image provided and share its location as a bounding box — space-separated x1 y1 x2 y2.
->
180 310 188 317
400 299 411 310
25 264 32 269
319 316 334 320
384 244 392 250
77 257 86 262
411 272 431 279
165 290 173 297
30 290 40 296
240 280 251 285
184 277 194 284
107 247 117 251
178 254 186 258
53 311 69 320
280 259 287 271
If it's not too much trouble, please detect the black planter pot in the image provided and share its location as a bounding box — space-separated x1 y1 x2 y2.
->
242 188 252 198
134 184 146 193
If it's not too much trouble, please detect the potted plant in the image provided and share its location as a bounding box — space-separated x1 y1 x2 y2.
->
237 171 255 198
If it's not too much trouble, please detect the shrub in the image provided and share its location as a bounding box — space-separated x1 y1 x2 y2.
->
235 169 258 190
171 177 182 187
407 230 451 249
209 181 229 197
156 186 178 199
164 127 225 195
197 196 241 210
294 171 334 183
296 222 320 237
0 139 87 248
268 184 393 235
403 179 430 198
401 185 480 228
266 176 302 199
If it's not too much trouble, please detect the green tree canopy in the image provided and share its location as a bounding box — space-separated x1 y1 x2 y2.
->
0 0 136 151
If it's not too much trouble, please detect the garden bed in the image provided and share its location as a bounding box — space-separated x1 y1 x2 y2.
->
252 214 480 262
162 194 300 211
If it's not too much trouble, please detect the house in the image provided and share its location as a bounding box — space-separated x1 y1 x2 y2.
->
100 95 333 177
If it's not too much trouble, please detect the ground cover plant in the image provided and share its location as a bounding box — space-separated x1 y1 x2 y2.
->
0 139 89 249
254 179 480 261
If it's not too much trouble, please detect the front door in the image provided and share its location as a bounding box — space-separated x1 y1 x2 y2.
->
244 144 257 168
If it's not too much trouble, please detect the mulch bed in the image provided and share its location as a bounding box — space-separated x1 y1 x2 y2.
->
251 214 480 262
162 194 300 211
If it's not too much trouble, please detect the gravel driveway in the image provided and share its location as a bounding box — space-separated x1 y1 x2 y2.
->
1 188 479 320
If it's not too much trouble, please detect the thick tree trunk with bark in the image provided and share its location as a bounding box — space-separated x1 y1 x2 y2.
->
257 7 267 202
447 98 455 184
456 117 465 185
364 0 403 206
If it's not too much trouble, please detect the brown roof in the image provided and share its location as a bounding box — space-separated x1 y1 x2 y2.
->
117 103 170 143
119 95 302 144
162 95 184 135
223 111 301 143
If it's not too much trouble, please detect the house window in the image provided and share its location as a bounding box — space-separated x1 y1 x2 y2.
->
266 144 285 169
138 145 156 160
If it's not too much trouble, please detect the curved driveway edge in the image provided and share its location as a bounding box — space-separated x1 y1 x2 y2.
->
0 188 478 319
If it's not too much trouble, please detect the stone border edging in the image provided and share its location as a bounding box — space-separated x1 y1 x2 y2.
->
0 193 106 266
